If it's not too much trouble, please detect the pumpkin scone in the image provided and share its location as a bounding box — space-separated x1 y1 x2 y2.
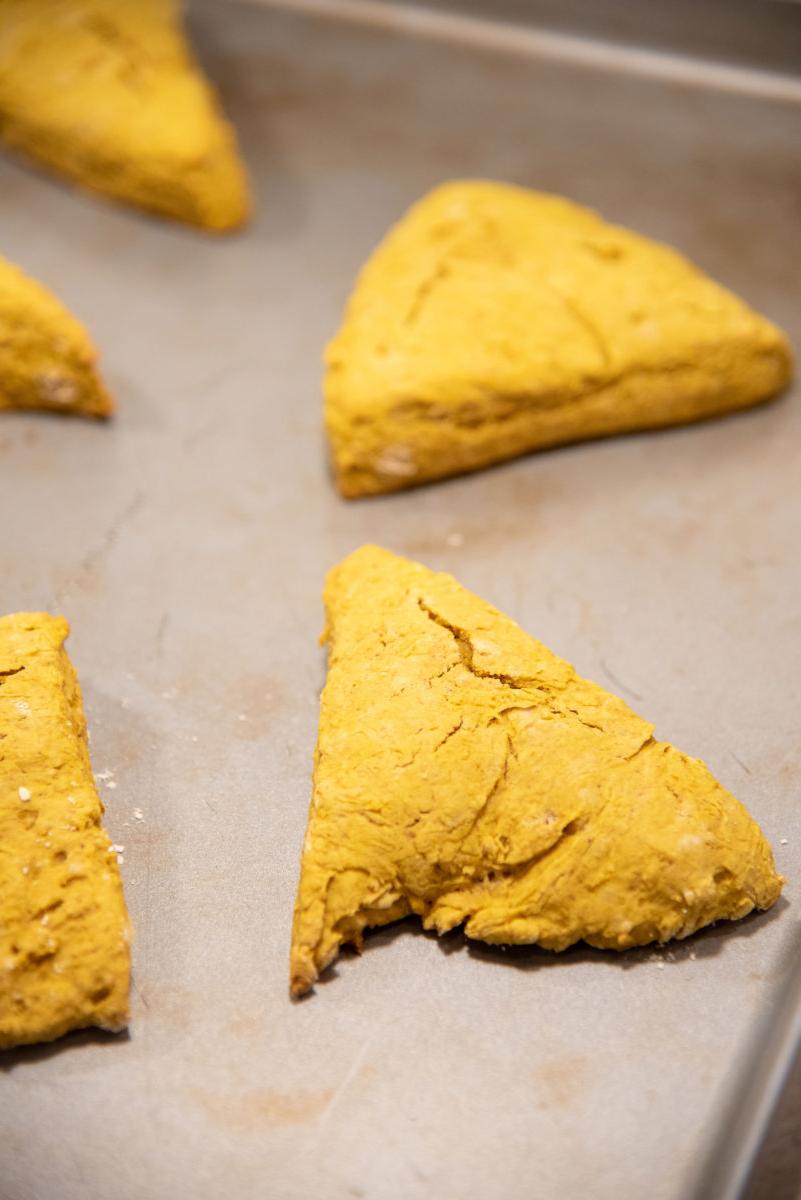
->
325 182 792 496
0 614 131 1050
290 546 782 995
0 0 249 231
0 256 111 417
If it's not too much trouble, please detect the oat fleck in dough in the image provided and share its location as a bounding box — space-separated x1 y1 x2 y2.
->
0 0 249 231
290 547 783 995
0 257 111 417
325 181 792 496
0 615 131 1050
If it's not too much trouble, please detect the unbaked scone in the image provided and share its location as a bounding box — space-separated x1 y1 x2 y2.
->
0 614 131 1049
290 546 782 994
0 0 249 231
0 256 111 417
325 182 792 495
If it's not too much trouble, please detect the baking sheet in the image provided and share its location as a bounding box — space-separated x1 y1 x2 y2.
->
1 2 800 1197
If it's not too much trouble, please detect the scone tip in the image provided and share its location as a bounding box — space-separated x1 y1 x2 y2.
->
289 958 317 998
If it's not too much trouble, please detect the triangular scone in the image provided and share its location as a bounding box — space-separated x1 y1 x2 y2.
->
325 182 793 496
0 0 249 231
0 614 131 1049
290 546 782 994
0 256 111 417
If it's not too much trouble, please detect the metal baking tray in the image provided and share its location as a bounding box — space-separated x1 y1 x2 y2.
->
1 2 799 1196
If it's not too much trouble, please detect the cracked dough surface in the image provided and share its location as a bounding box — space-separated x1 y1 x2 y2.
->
0 255 111 417
290 546 782 995
325 181 792 496
0 0 249 231
0 614 131 1050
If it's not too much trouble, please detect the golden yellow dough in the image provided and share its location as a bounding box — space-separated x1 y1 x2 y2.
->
0 0 249 231
290 546 782 995
325 181 792 496
0 614 131 1049
0 256 111 417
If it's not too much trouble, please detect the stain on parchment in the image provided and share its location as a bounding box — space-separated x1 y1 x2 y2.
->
533 1054 589 1110
191 1085 334 1130
225 1009 271 1042
225 672 291 741
0 427 40 451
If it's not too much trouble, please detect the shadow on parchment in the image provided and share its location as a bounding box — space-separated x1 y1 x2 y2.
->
462 896 790 973
311 895 790 990
0 1028 130 1073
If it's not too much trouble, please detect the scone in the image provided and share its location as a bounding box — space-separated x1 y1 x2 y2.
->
0 256 111 417
325 182 792 495
290 546 782 994
0 0 250 231
0 614 131 1049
